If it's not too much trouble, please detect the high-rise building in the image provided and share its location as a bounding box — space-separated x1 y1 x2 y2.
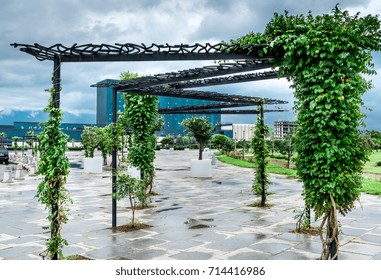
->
96 80 221 136
274 121 298 139
96 79 124 127
158 96 220 136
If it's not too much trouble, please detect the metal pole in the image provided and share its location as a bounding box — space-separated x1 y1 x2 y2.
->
53 56 61 108
52 56 61 260
112 87 117 228
260 103 266 207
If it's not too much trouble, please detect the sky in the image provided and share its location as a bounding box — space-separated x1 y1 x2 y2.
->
1 0 381 130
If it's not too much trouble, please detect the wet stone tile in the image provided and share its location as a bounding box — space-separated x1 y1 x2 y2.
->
358 234 381 245
225 250 272 260
340 226 368 236
129 248 168 260
340 242 381 256
250 241 292 255
268 250 314 260
170 251 213 260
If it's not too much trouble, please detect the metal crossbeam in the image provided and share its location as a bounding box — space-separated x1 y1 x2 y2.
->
93 60 273 90
158 102 255 113
169 70 279 89
159 109 288 115
125 87 287 105
11 42 272 62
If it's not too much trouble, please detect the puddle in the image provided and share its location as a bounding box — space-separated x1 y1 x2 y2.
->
185 218 215 229
155 206 182 213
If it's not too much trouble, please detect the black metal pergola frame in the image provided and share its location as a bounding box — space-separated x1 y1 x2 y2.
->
11 42 288 232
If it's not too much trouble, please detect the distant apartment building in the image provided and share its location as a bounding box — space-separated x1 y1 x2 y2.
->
274 121 298 139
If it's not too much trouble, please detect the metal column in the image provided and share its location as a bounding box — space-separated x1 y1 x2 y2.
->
260 102 266 207
52 55 61 260
112 87 117 227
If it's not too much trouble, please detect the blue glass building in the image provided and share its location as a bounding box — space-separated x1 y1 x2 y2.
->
96 79 221 136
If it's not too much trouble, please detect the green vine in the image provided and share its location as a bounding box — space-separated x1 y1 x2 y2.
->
36 79 71 260
251 104 270 205
119 71 161 203
227 6 381 259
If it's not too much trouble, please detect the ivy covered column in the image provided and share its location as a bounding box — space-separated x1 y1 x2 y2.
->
227 6 381 259
264 7 381 259
36 65 70 260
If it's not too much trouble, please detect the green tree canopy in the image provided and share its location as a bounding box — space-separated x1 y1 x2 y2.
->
181 116 214 160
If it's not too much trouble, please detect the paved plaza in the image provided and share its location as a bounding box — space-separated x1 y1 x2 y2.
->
0 150 381 260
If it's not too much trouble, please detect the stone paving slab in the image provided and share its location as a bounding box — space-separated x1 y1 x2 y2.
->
0 150 380 260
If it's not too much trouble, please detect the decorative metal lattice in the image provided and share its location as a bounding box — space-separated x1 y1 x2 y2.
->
93 60 273 90
158 102 256 113
159 109 288 115
126 87 287 105
169 70 279 89
11 42 270 62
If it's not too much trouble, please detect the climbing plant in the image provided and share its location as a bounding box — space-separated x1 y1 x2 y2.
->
36 79 71 260
251 104 270 206
119 71 161 201
227 6 381 259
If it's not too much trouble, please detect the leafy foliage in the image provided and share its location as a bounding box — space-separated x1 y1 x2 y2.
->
36 81 71 260
81 126 99 158
211 134 234 154
251 105 270 202
113 171 145 226
227 6 381 259
181 116 215 160
119 70 162 199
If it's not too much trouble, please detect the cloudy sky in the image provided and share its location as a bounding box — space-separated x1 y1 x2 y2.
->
1 0 381 130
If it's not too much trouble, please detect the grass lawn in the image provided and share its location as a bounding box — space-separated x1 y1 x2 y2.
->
362 178 381 196
215 153 298 178
215 152 381 196
364 151 381 174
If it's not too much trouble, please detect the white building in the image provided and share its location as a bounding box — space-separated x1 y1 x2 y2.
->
274 121 298 139
232 124 255 141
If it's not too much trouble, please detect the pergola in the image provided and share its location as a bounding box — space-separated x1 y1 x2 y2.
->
11 42 288 230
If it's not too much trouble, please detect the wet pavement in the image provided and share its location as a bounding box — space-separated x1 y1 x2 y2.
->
0 150 381 260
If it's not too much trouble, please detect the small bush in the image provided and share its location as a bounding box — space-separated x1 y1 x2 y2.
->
376 161 381 167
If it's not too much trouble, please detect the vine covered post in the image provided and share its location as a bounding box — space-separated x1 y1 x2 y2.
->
264 7 381 259
227 6 381 259
252 102 270 206
36 74 70 260
119 71 161 206
112 87 118 227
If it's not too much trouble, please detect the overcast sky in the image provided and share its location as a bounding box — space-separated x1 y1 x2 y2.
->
1 0 381 130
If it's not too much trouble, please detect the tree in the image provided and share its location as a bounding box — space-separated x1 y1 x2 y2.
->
96 125 113 165
113 172 145 227
36 81 71 260
277 130 296 168
211 134 234 154
181 116 214 160
160 135 175 149
81 126 99 158
0 132 6 147
12 136 19 155
227 5 381 259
